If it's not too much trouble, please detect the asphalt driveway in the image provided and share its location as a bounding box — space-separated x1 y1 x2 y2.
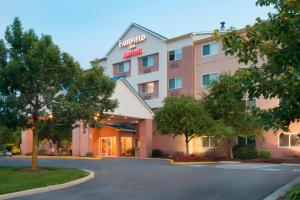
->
1 157 300 200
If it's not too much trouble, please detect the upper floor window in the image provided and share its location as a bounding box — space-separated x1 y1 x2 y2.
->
142 55 154 67
169 77 182 90
202 136 217 148
202 42 219 56
141 82 155 94
169 49 182 61
118 61 130 73
202 73 219 86
279 133 300 147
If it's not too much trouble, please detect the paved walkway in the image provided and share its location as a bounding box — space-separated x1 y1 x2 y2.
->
1 157 300 200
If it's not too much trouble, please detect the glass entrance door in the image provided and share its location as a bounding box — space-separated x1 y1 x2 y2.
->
100 137 113 156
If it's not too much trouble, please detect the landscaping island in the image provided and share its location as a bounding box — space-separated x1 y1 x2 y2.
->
0 166 88 195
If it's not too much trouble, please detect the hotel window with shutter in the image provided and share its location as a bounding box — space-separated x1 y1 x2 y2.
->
142 55 154 67
202 42 219 56
118 61 130 73
168 49 182 61
141 82 155 94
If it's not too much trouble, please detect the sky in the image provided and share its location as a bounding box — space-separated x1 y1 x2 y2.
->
0 0 274 69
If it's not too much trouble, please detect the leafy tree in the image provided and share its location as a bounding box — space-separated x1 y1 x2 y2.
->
215 0 300 130
202 74 262 158
0 18 117 169
38 120 72 155
0 125 21 147
154 95 216 155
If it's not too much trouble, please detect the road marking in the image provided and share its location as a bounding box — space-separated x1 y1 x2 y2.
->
293 169 300 172
188 165 207 168
216 164 280 170
256 168 282 172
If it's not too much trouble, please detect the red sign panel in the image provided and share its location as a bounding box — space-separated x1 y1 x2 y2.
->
123 48 143 59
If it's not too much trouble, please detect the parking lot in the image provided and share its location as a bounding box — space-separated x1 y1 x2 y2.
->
1 157 299 200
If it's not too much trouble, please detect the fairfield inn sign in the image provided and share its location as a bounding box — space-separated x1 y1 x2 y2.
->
118 34 146 49
119 34 146 59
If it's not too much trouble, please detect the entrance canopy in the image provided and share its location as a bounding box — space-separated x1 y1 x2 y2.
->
106 77 154 119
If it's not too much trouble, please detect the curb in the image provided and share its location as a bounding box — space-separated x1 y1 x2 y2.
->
108 157 217 165
10 156 102 160
218 161 242 164
0 169 95 200
282 163 300 166
169 160 217 165
263 176 300 200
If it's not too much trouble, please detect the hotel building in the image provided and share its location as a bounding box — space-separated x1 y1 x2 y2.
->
21 23 300 158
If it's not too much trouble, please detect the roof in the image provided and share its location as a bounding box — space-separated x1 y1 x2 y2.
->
105 23 167 56
165 32 213 43
110 76 154 115
107 124 136 132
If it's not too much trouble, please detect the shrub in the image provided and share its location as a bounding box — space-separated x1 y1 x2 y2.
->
258 149 271 158
152 149 163 157
85 152 94 157
25 152 32 156
59 151 72 156
286 184 300 200
233 145 257 160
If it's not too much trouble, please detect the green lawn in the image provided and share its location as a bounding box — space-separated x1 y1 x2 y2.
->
0 166 88 195
286 184 300 200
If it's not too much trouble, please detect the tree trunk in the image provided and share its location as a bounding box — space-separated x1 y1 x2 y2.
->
227 139 233 159
31 121 38 170
185 135 189 155
57 138 60 156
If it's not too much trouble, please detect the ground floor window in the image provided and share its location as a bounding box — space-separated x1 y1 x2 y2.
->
237 136 256 145
99 137 116 156
202 136 217 148
121 137 133 156
279 133 300 147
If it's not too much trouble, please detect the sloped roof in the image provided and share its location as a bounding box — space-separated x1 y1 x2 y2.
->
109 76 154 119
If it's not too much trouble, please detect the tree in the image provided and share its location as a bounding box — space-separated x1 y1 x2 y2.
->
154 95 215 155
215 0 300 130
38 120 72 155
202 74 262 158
0 18 117 169
0 125 21 148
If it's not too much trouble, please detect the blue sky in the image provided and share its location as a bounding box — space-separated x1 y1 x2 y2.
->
0 0 273 69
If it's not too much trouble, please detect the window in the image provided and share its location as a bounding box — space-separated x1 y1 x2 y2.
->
142 55 154 67
202 137 217 148
279 133 300 147
202 73 219 86
118 61 130 73
141 82 155 94
237 136 256 145
202 42 219 56
169 49 182 61
247 99 256 108
169 77 182 89
241 98 256 108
